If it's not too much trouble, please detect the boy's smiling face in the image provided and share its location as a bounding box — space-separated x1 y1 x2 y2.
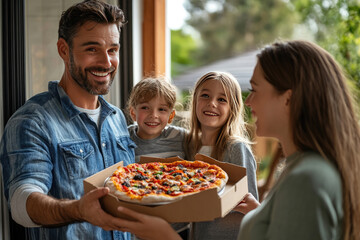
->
130 96 175 140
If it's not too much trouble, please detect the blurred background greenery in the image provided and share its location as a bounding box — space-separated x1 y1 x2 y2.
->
171 0 360 96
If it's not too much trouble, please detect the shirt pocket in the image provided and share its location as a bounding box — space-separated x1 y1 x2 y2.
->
116 137 136 165
59 140 95 180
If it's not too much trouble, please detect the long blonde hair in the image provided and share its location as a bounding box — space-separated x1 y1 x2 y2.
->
258 40 360 240
186 71 251 161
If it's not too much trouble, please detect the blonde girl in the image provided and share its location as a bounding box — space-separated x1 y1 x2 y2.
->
186 71 258 240
186 71 251 161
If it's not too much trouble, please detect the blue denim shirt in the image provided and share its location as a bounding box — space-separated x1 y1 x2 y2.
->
0 81 135 240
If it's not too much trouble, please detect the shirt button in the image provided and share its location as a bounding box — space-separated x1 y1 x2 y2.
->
102 143 106 147
80 149 83 153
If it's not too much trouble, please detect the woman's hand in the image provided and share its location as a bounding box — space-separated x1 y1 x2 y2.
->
233 193 260 214
116 206 182 240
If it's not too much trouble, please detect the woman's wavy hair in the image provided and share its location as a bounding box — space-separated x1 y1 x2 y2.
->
258 40 360 240
185 71 251 161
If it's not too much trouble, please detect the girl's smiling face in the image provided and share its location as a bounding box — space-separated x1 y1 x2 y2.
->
195 79 231 132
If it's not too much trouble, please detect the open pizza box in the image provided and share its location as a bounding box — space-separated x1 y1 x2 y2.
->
83 154 248 222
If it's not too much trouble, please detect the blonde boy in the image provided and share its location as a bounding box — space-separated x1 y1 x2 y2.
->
127 77 186 162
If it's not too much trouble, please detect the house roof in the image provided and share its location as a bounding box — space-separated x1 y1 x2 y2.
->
172 50 259 92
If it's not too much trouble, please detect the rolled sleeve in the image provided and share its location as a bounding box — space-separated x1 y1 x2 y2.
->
2 116 52 201
10 184 44 227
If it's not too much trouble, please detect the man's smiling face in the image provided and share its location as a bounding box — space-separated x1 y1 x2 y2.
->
68 21 120 95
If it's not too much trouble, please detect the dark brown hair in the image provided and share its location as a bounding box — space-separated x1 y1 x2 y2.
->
58 0 125 47
258 40 360 240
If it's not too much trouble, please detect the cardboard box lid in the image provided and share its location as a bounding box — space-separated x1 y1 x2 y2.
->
83 154 248 222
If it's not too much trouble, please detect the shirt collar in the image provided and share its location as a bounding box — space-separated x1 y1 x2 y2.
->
48 81 117 120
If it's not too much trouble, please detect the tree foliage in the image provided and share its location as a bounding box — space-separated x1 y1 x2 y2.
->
292 0 360 97
338 5 360 94
172 0 360 100
183 0 298 65
292 0 347 41
171 29 199 76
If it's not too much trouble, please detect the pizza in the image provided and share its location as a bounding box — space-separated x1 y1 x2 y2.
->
105 160 228 204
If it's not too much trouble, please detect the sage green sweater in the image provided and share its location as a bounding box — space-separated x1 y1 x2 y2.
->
238 151 343 240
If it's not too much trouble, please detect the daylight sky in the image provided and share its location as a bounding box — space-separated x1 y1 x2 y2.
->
167 0 188 30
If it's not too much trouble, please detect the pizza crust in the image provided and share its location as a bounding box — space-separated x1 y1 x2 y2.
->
217 172 228 192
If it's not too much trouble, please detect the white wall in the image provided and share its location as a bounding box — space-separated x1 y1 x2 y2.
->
132 0 143 85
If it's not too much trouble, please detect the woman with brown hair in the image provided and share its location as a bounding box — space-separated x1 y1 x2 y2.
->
237 40 360 239
114 40 360 240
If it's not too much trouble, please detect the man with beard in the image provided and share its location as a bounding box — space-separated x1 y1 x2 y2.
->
0 1 135 239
